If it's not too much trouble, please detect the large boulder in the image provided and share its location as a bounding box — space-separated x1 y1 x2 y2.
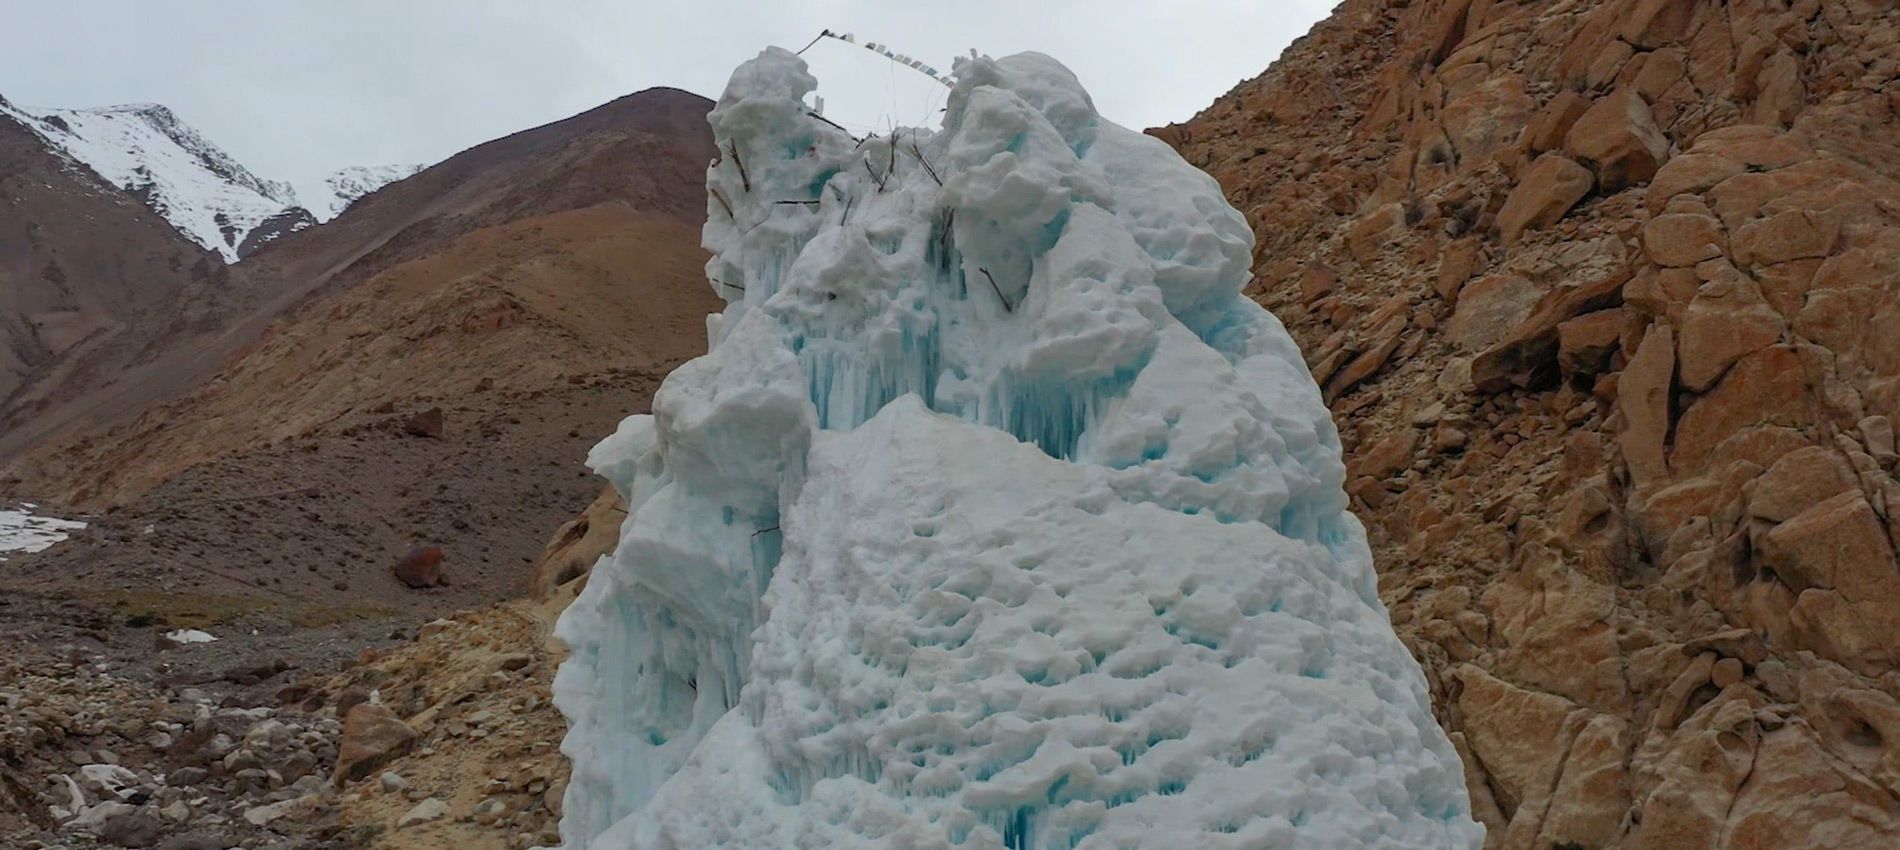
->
1564 88 1671 192
392 545 446 589
1497 153 1595 244
1759 491 1900 674
334 703 419 784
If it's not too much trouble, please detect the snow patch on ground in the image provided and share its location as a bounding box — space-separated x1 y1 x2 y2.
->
0 507 87 561
164 629 219 645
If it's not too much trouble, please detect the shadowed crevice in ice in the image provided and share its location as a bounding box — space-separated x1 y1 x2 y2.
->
552 46 1483 850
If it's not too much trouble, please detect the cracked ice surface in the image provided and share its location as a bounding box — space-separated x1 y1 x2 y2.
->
551 47 1483 850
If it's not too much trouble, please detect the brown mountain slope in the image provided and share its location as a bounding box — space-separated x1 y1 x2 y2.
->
1151 0 1900 846
5 203 720 615
1 88 722 621
0 86 716 474
0 101 232 452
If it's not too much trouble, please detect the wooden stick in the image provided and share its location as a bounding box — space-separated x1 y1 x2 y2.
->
728 143 750 192
980 267 1013 313
912 141 942 185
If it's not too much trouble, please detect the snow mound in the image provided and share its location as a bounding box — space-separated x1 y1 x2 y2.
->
552 47 1483 850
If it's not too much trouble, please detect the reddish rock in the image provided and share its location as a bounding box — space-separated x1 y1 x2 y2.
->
1643 213 1727 267
529 487 625 598
1522 91 1594 155
1759 491 1900 674
334 703 419 784
1557 309 1625 378
402 407 446 439
1449 274 1544 352
393 545 446 589
1749 446 1856 523
1440 75 1535 164
1326 316 1407 400
1348 202 1408 263
1647 152 1746 214
1620 0 1697 48
1731 209 1843 267
1497 153 1595 244
1619 323 1675 488
1676 275 1787 392
1753 51 1806 128
1436 237 1484 302
1349 428 1420 481
1471 271 1629 393
1672 346 1823 477
1564 89 1671 192
1298 263 1338 304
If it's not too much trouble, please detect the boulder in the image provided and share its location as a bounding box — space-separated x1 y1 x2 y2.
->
393 545 445 589
1672 345 1824 476
1619 323 1676 488
1753 51 1806 128
1448 274 1543 355
399 797 450 829
1521 91 1593 155
1723 726 1900 848
1535 713 1631 849
1643 213 1727 267
1470 270 1629 392
335 703 419 784
1440 74 1534 164
1497 153 1595 244
1749 446 1855 523
1557 309 1625 378
1621 0 1697 48
1731 209 1842 267
1759 491 1900 673
1452 664 1591 842
1564 88 1671 192
402 406 446 439
529 488 625 598
1676 275 1787 392
1348 202 1408 263
1299 263 1338 303
100 812 161 848
1647 152 1746 214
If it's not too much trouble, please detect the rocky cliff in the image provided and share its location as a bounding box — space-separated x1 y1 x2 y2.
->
1151 0 1900 846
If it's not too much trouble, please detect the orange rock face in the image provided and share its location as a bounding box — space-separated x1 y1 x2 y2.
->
1151 0 1900 845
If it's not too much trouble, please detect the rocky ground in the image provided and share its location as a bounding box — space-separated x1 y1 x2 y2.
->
1 369 667 618
0 592 570 850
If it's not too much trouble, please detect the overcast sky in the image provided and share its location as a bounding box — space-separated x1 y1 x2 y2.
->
3 1 1332 193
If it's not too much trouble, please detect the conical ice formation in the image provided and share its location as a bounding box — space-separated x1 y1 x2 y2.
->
551 47 1483 850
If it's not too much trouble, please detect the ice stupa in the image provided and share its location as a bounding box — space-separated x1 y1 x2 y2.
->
550 47 1484 850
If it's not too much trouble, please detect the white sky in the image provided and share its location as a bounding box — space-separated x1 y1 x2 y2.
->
2 1 1333 188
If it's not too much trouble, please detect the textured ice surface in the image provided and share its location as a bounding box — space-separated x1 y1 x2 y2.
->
552 48 1482 850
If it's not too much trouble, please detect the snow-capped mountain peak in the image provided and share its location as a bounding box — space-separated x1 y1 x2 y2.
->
297 164 425 222
0 95 425 262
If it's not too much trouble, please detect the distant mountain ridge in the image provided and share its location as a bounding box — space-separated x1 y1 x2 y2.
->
0 95 421 261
